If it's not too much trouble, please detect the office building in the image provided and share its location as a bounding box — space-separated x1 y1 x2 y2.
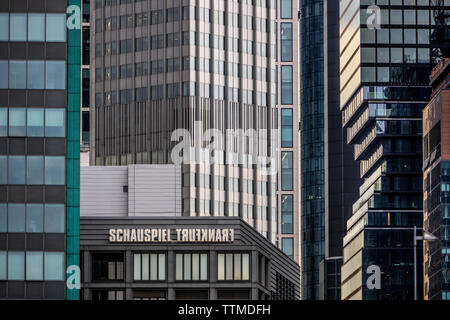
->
79 165 300 300
275 0 301 265
90 0 280 247
0 0 80 299
300 0 361 299
423 58 450 300
81 0 91 166
339 0 445 300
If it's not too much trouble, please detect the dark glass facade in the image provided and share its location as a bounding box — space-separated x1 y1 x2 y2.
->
340 0 448 300
300 0 325 300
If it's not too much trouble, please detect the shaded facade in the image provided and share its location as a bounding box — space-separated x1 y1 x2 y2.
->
0 0 80 299
339 0 447 300
423 58 450 300
80 217 300 300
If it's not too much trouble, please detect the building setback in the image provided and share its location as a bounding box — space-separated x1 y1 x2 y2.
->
80 217 300 300
423 58 450 300
339 0 449 300
0 0 80 300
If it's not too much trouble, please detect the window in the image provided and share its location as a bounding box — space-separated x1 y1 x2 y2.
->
134 253 166 281
44 156 65 185
26 252 43 280
280 23 292 62
281 108 293 148
26 204 44 233
45 109 66 137
27 108 44 137
0 13 8 41
46 61 66 89
281 151 293 190
44 204 65 232
8 252 24 280
0 252 5 280
0 61 7 88
28 13 45 41
8 156 25 184
9 108 26 136
10 61 26 89
92 253 124 281
46 14 66 42
44 252 64 280
92 290 124 300
8 204 25 232
281 238 293 259
281 66 293 105
281 195 293 234
10 14 27 41
175 253 208 281
27 156 44 184
217 253 250 281
27 61 45 89
0 204 5 232
280 0 292 19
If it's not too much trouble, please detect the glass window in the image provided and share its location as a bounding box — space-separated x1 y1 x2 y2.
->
281 238 293 258
9 108 26 136
280 23 292 62
134 253 165 281
0 108 6 136
46 61 66 89
8 252 24 280
0 60 8 88
26 252 43 280
361 67 376 82
362 47 376 63
0 156 6 184
46 14 66 42
28 61 45 89
217 253 249 281
8 156 25 184
26 204 43 233
404 29 416 44
391 48 403 63
28 13 45 41
281 151 293 190
281 108 293 148
0 251 5 280
44 204 65 233
27 108 44 137
10 61 26 89
280 0 292 19
378 67 390 82
44 252 64 280
10 14 27 41
45 156 65 185
391 29 403 44
27 156 44 184
8 204 25 232
0 204 6 232
0 14 8 41
377 48 389 63
281 195 293 234
45 109 65 137
281 65 293 105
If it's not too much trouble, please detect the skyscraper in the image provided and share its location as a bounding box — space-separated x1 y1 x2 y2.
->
276 0 301 264
339 0 445 300
90 0 278 243
423 58 450 300
0 0 80 299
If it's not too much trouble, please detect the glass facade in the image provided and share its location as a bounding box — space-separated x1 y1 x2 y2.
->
300 0 325 300
339 0 447 300
0 0 77 299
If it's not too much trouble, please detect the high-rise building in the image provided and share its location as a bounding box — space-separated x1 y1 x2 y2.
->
339 0 446 300
0 0 80 299
90 0 279 243
300 0 360 300
423 58 450 300
275 0 301 264
81 0 91 166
